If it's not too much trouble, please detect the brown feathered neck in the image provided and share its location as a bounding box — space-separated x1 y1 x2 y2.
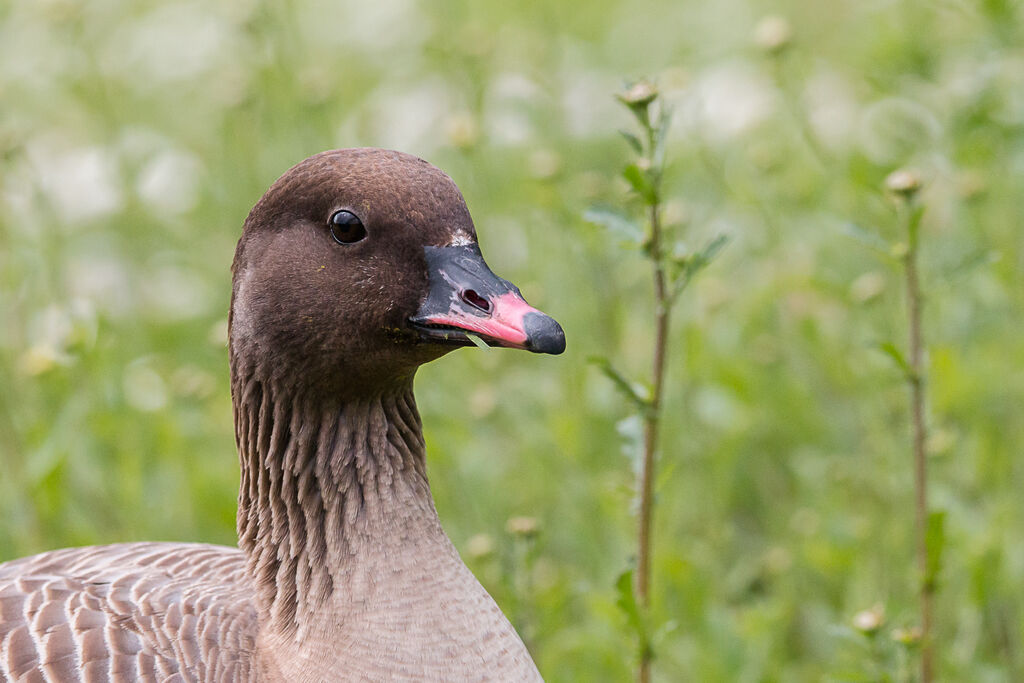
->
230 353 444 636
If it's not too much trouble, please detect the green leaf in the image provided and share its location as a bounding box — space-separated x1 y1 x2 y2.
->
583 206 644 244
877 341 911 377
623 164 658 205
615 569 652 658
670 234 729 301
465 333 490 350
589 356 653 415
924 510 946 589
619 130 643 155
698 233 729 263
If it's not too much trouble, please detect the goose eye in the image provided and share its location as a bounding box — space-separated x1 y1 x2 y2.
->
329 210 367 244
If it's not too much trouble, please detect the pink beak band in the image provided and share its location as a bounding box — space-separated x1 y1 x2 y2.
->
409 244 565 355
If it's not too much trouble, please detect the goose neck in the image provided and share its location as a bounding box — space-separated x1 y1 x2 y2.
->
232 366 443 632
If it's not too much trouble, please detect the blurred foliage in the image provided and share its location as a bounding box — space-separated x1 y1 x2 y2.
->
1 0 1023 680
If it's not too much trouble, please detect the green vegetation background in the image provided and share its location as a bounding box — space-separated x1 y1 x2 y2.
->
1 0 1021 680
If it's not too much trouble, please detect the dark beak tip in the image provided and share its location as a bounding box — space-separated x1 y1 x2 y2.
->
523 312 566 355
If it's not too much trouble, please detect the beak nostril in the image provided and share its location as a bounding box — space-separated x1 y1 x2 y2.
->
461 289 491 313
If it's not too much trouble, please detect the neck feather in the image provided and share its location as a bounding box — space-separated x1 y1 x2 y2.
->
231 359 441 634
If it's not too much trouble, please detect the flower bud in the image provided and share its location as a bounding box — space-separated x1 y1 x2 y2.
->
754 16 793 54
892 626 922 646
617 81 658 113
506 516 540 539
445 112 480 149
885 168 922 199
465 533 495 560
852 604 886 635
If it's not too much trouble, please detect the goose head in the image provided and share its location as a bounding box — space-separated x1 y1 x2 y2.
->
229 148 565 396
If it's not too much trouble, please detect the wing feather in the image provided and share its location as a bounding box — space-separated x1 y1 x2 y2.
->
0 543 258 682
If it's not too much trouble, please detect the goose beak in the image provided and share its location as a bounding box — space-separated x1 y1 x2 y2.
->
409 244 566 355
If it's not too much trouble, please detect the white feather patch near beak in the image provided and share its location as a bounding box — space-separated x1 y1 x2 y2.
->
447 231 474 247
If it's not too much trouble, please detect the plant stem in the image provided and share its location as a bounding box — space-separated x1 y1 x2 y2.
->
636 199 669 683
903 207 932 683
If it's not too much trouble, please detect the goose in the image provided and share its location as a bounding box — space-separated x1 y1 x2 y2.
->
0 148 565 682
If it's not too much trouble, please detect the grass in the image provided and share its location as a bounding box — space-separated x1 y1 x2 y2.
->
1 0 1022 680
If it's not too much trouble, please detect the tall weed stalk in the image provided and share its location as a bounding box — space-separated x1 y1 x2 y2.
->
885 170 940 683
586 82 726 683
